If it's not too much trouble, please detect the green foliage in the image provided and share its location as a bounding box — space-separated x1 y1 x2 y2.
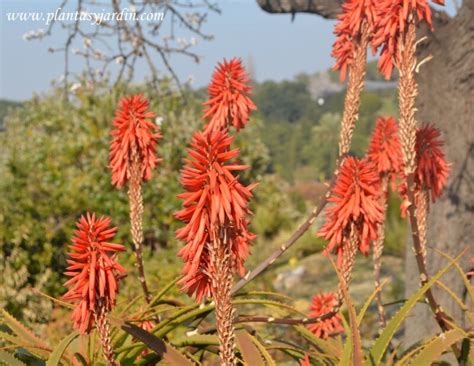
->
254 80 320 124
301 112 341 180
0 99 21 131
384 191 407 256
255 74 398 182
251 176 302 239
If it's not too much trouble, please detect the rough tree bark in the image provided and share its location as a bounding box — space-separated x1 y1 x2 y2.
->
256 0 474 346
405 0 474 345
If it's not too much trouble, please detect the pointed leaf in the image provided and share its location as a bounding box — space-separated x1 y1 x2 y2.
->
236 330 264 366
46 330 79 366
0 351 26 366
406 328 466 365
357 279 388 326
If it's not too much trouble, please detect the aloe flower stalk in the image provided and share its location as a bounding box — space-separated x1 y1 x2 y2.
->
401 124 450 262
109 94 162 304
318 157 384 304
63 213 125 365
175 129 256 365
366 116 403 327
332 0 377 156
373 0 453 333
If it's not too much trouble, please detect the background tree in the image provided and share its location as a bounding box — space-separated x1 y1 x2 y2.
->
255 0 474 345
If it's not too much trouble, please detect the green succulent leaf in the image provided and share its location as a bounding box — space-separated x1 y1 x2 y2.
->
0 351 27 366
405 328 466 366
0 309 50 359
236 330 265 366
45 330 79 366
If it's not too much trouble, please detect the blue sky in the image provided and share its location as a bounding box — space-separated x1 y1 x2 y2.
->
0 0 456 101
0 0 335 101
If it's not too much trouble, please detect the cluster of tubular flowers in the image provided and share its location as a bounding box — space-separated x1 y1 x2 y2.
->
203 58 256 133
63 213 126 334
175 129 256 302
367 116 403 183
372 0 444 79
414 124 450 201
400 124 450 214
332 0 376 80
318 157 384 265
109 94 162 188
307 292 344 339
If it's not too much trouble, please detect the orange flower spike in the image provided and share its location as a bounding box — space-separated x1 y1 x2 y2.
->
203 58 256 133
109 94 162 188
318 157 384 264
175 129 256 302
399 124 449 215
367 116 403 178
63 213 126 334
332 0 377 80
372 0 444 79
307 292 344 339
414 124 450 201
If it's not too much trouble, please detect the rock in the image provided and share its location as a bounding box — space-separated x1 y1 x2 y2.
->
273 265 306 292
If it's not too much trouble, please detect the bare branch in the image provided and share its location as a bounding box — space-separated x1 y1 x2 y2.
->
28 0 220 97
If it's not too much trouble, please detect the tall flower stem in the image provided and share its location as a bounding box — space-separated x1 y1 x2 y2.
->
128 152 151 304
373 177 388 328
209 229 237 366
339 23 369 156
336 224 358 305
95 303 118 366
398 20 453 332
415 189 428 264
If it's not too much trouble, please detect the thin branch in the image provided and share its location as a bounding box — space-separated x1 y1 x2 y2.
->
232 183 330 295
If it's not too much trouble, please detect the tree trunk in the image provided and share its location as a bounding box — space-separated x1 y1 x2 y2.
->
256 0 474 346
404 0 474 346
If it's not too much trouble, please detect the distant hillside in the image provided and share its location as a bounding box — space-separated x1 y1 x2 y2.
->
306 60 398 100
252 61 398 182
0 99 22 131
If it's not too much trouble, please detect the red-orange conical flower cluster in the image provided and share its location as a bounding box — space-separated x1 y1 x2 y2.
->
332 0 377 80
372 0 444 79
367 116 403 180
414 124 450 201
203 58 256 133
109 94 162 188
63 213 126 334
318 157 384 265
175 129 256 302
307 292 344 339
400 124 449 215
